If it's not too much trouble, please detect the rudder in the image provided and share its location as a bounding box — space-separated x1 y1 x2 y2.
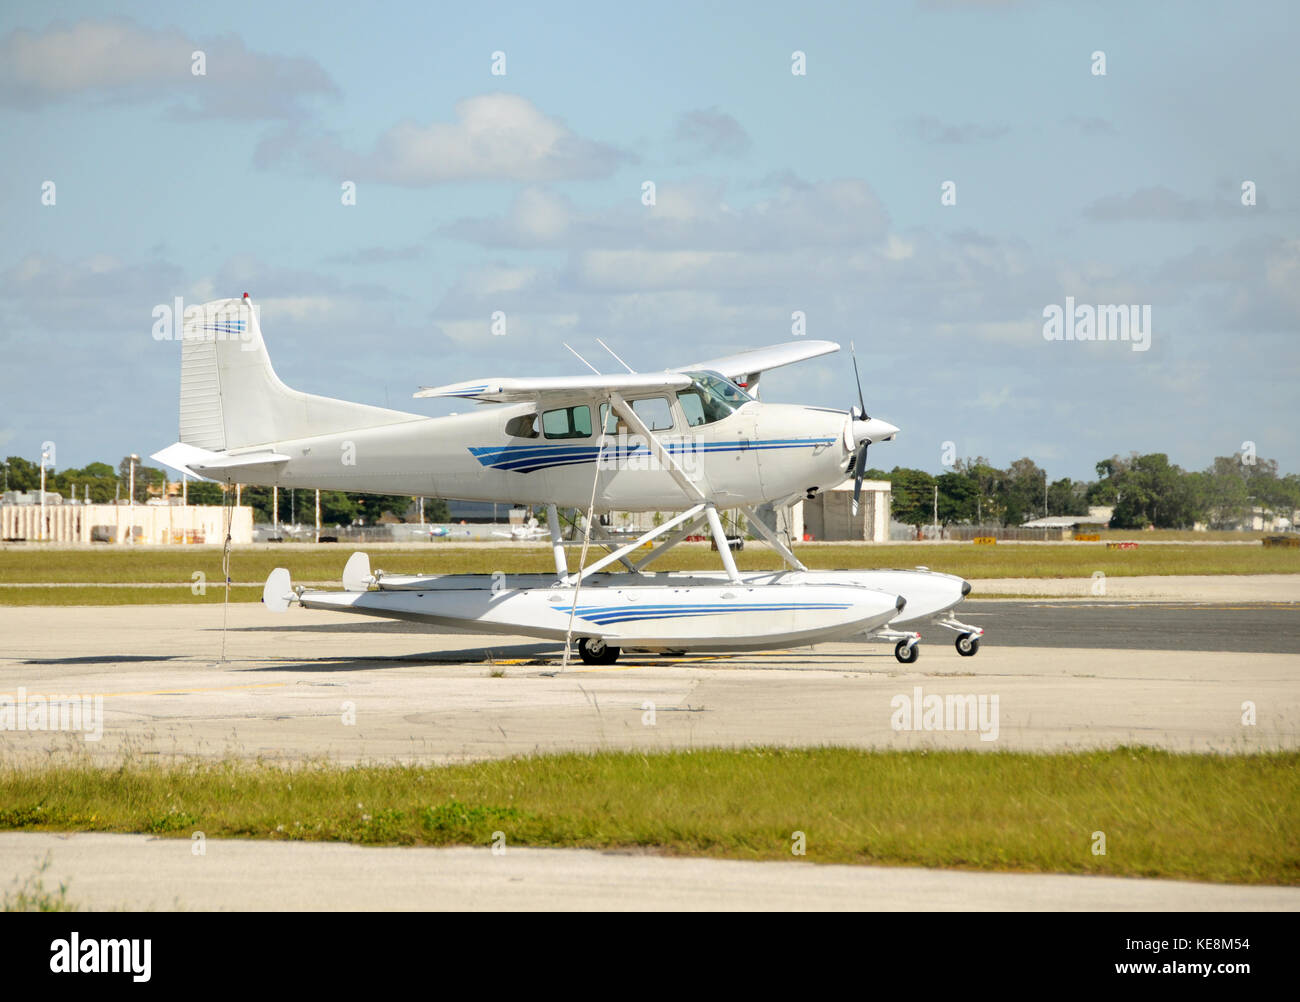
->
177 295 419 451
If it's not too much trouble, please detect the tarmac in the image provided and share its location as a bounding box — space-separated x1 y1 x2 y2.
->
1 583 1296 910
3 832 1295 911
0 599 1296 763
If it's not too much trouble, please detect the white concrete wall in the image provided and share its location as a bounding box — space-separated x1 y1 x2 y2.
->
0 504 253 544
797 481 891 542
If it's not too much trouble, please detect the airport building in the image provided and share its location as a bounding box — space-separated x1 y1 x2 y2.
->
797 480 892 542
0 497 253 544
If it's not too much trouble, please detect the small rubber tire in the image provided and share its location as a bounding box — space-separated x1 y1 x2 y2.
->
894 640 919 664
955 633 980 657
577 637 621 665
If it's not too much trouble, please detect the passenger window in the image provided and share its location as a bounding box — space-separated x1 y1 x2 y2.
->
597 404 619 434
677 390 707 427
542 405 593 439
505 413 539 438
631 396 674 431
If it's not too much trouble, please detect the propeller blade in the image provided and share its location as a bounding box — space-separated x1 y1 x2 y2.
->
852 442 868 517
850 340 868 420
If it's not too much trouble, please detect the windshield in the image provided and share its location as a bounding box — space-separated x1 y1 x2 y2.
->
678 370 753 425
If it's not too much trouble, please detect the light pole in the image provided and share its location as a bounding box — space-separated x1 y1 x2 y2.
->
39 445 51 542
128 454 140 508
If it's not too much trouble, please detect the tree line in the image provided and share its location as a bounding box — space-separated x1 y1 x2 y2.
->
5 449 1297 531
1 455 449 526
869 451 1299 529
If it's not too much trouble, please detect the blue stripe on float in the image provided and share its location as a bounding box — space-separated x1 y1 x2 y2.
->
570 602 853 625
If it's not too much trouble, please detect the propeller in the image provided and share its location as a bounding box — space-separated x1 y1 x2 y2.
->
850 341 870 517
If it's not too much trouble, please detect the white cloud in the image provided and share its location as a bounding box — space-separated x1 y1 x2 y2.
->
0 17 337 119
884 234 914 261
671 107 751 160
446 176 890 251
259 94 629 184
571 250 785 292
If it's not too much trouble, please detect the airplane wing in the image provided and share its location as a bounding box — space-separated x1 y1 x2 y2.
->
414 341 836 403
685 340 839 385
414 373 691 403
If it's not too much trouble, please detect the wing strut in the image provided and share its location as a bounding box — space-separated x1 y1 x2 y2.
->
630 509 708 571
740 505 807 571
545 503 567 579
563 504 707 585
605 391 741 582
704 505 743 583
607 391 706 504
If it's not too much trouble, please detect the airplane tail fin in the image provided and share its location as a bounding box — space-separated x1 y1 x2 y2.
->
178 294 418 451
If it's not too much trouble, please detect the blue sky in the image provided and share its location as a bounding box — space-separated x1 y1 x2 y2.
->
2 0 1296 480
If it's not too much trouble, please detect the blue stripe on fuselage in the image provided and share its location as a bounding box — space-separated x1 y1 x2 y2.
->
469 438 834 473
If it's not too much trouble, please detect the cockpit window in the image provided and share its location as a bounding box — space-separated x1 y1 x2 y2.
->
678 391 708 427
505 413 539 438
542 405 593 439
677 370 753 424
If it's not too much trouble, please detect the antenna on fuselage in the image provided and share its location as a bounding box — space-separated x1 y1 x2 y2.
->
564 342 602 375
595 338 636 373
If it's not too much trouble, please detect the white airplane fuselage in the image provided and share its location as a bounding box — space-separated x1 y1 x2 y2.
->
209 400 860 512
159 296 987 666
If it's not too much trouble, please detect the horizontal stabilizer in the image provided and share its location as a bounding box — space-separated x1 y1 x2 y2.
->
192 451 292 471
151 442 290 480
151 441 220 479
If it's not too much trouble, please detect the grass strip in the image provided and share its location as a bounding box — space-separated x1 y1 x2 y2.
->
0 747 1295 885
0 543 1296 592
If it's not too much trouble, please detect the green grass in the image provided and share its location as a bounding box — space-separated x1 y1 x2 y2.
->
1094 528 1270 542
0 542 1296 609
2 855 77 912
0 747 1295 885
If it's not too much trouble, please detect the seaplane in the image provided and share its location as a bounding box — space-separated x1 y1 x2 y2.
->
153 295 984 665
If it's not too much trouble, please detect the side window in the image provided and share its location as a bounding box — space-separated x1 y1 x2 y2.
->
597 403 619 434
632 396 675 431
677 390 707 427
505 413 539 438
542 405 592 439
